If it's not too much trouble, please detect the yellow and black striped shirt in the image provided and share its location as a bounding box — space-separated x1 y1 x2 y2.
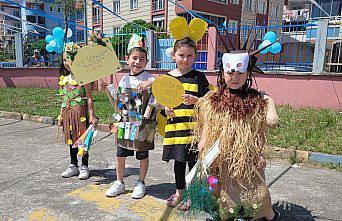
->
162 70 209 162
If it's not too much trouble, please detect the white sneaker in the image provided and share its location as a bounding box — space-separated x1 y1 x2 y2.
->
61 164 79 178
105 180 125 197
131 180 146 199
78 165 89 180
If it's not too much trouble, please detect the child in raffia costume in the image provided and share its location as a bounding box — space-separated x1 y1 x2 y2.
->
58 42 98 180
192 48 280 220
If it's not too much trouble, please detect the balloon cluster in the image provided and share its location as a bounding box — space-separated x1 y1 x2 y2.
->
45 27 73 53
258 31 282 54
208 175 219 192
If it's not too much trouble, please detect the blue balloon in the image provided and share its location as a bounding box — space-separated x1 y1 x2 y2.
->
270 42 282 54
55 45 64 54
53 27 65 39
46 44 54 52
263 31 277 43
45 35 54 43
258 42 269 54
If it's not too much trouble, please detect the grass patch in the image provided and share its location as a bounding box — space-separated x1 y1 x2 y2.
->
0 88 341 155
268 105 342 155
0 87 113 124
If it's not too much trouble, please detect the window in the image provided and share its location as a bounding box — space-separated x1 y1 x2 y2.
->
130 0 138 10
26 15 36 23
257 0 267 15
113 0 120 13
244 0 253 11
113 27 120 35
12 10 19 17
152 0 164 11
271 4 280 17
49 6 54 12
57 5 61 13
76 11 84 21
209 0 227 4
230 0 239 4
92 6 100 23
228 20 238 34
152 15 165 28
38 16 45 24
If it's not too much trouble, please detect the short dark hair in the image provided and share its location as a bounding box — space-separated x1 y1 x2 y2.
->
127 47 148 59
173 37 197 54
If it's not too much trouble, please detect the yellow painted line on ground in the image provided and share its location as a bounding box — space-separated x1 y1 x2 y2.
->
128 195 180 221
28 208 58 221
67 184 125 214
67 184 184 220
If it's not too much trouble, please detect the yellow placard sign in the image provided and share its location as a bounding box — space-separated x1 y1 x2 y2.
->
156 108 167 137
70 41 121 85
152 75 184 108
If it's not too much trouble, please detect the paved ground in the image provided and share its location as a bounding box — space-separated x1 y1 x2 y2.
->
0 118 341 221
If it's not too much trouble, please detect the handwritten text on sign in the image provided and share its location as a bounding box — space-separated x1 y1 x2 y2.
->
71 42 121 85
151 75 184 108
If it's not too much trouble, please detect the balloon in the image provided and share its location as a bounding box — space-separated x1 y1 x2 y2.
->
46 44 54 52
66 28 73 38
270 42 282 54
53 27 65 39
55 36 64 48
45 35 54 43
55 45 64 54
49 40 56 47
258 40 271 54
189 18 208 42
169 17 190 40
263 31 277 43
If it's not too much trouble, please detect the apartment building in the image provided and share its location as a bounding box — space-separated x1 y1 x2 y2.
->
0 1 21 48
92 0 151 36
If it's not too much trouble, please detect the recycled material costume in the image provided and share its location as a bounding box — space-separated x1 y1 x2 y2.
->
191 43 280 219
110 34 156 153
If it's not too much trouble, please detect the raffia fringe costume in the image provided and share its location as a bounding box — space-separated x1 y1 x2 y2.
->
193 88 274 220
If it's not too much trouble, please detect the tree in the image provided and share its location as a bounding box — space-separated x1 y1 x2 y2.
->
110 20 166 62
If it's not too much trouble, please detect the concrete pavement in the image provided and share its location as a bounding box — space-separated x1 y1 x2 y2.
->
0 118 341 221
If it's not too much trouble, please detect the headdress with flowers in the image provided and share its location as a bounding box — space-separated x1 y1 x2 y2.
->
64 42 80 62
127 33 146 53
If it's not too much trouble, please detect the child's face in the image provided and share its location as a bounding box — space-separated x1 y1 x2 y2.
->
126 50 147 75
63 52 72 72
224 71 248 90
172 46 196 72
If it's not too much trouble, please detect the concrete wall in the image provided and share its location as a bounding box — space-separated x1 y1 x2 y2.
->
0 68 341 109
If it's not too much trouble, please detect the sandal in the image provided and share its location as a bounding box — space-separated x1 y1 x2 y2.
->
177 199 191 211
166 194 181 207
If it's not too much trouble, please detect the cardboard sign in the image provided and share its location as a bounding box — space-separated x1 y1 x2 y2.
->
151 75 184 108
71 42 121 85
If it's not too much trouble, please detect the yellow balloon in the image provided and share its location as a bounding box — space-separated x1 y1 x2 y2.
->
156 109 167 137
189 18 208 42
169 17 190 40
152 75 184 108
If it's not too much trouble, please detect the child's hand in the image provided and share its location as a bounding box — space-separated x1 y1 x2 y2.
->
257 155 266 170
137 80 152 91
165 107 175 117
182 94 198 105
198 141 205 153
89 116 99 127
